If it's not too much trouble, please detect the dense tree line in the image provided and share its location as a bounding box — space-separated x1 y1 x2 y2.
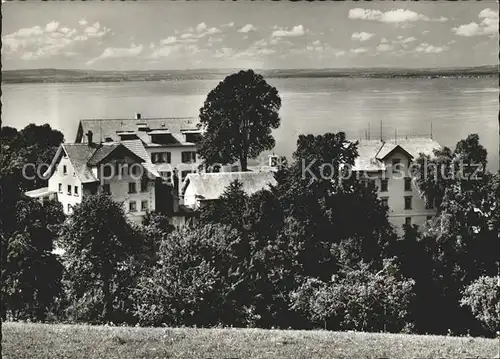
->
1 122 498 337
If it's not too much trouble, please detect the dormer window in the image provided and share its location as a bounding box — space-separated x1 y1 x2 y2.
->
185 132 201 143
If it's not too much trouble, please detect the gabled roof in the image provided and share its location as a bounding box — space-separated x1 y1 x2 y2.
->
352 138 441 172
87 143 145 166
377 144 414 161
76 117 198 145
60 144 100 182
182 171 277 200
44 140 159 183
120 139 160 178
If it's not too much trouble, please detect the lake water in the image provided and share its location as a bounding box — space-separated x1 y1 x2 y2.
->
2 77 498 170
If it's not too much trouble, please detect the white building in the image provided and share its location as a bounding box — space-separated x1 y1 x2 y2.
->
352 138 441 232
25 137 160 224
75 113 202 191
182 171 277 210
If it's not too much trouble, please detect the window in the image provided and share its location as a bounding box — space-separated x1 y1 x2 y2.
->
181 151 196 163
404 177 412 191
131 164 141 177
140 179 148 192
380 179 388 192
58 183 62 193
141 200 148 211
63 165 67 175
129 201 137 212
128 182 137 194
152 152 171 164
67 185 72 195
102 183 111 194
380 197 389 207
404 196 412 210
392 159 401 174
103 165 112 178
67 204 72 213
405 217 412 226
74 186 79 196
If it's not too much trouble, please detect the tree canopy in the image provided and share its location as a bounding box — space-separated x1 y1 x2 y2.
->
197 69 281 171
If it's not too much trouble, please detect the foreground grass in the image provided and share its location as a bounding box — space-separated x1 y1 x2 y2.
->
2 322 499 359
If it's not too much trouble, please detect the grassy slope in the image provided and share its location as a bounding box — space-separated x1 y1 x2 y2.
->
2 323 498 359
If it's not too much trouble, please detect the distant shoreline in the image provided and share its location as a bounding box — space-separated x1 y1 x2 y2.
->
2 66 498 84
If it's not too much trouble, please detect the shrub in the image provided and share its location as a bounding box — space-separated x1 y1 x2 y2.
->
290 260 415 332
460 276 500 335
133 224 249 327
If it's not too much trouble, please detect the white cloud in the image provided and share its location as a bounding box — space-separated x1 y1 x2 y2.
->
414 43 447 54
351 31 375 42
376 43 393 52
348 8 447 24
45 21 60 32
161 36 177 45
452 8 499 36
214 47 235 58
2 20 112 60
272 25 305 37
59 27 71 34
238 24 256 33
78 18 88 26
87 43 144 65
177 24 221 42
196 22 207 33
350 47 368 54
221 22 234 28
401 36 417 44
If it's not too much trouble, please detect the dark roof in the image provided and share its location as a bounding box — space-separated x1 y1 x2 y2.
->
87 144 121 165
44 140 158 183
62 144 100 182
76 117 199 144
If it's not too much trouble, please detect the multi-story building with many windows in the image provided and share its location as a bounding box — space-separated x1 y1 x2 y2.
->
25 135 160 224
351 137 441 232
75 113 202 192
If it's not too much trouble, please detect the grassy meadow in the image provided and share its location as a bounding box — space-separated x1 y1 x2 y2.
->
2 322 499 359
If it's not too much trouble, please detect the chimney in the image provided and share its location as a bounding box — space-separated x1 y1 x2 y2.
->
135 113 141 120
86 130 93 146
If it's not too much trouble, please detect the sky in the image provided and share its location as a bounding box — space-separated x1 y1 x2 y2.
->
2 1 498 70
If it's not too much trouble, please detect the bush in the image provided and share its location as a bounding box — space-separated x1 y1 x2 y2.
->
133 224 250 327
460 276 500 335
290 260 415 332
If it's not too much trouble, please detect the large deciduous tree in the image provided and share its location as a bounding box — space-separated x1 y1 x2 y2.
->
197 69 281 171
59 195 142 323
2 198 65 321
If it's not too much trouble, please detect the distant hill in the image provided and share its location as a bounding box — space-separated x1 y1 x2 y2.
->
2 65 498 84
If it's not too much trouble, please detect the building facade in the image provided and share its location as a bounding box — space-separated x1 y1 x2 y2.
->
75 114 202 191
352 138 441 233
26 138 160 223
